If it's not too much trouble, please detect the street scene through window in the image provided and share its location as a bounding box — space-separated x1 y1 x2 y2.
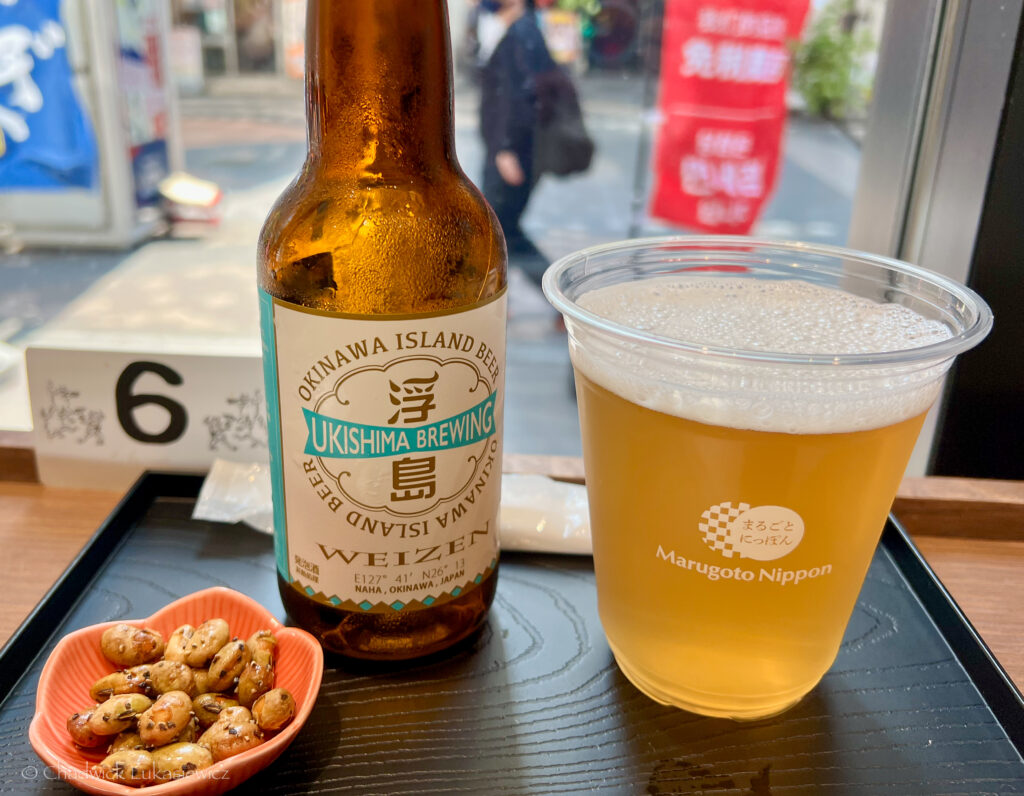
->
0 0 886 470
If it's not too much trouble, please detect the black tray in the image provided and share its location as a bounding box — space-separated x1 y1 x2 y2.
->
1 472 1023 794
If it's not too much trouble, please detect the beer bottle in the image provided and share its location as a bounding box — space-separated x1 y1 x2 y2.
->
258 0 506 659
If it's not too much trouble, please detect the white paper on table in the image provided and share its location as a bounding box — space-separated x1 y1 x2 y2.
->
193 459 274 534
498 473 592 555
192 461 592 555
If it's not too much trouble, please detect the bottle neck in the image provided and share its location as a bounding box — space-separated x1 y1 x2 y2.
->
305 0 456 178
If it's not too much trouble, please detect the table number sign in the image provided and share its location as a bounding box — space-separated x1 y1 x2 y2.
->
27 344 268 489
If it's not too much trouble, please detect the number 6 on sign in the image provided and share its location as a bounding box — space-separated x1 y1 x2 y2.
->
115 362 188 444
27 345 267 489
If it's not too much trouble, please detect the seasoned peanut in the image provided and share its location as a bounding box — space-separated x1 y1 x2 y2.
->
100 624 165 667
191 666 214 695
108 731 146 754
67 709 106 748
252 688 296 732
184 619 230 667
131 660 196 697
212 706 252 726
90 671 147 703
172 715 200 744
138 690 193 748
163 624 196 663
150 742 213 781
237 660 274 707
207 639 250 692
198 715 263 762
94 750 155 788
237 630 277 707
247 629 278 658
87 694 153 736
192 693 240 729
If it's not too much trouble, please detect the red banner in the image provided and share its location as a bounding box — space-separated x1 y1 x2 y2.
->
650 0 810 235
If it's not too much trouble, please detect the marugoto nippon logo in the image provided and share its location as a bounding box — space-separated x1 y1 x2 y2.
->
699 502 804 561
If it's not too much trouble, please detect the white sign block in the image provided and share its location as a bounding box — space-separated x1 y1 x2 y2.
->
27 343 268 490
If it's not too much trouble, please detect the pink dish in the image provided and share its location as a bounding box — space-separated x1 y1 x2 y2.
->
29 587 323 795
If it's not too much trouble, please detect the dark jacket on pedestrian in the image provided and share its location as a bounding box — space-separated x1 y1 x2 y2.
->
479 14 556 165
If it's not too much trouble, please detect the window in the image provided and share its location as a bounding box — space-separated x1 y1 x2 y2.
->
2 0 1015 481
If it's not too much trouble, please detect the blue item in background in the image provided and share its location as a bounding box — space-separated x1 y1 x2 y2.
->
0 0 99 190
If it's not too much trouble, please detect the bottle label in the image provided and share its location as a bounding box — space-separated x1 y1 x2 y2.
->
259 288 506 612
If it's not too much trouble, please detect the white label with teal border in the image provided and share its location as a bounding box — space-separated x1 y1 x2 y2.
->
259 289 505 613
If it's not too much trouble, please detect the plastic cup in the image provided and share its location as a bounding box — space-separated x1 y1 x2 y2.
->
542 236 992 719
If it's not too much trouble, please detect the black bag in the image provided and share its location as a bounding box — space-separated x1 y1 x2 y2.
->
533 67 595 178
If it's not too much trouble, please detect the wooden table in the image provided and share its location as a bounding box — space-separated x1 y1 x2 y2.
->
2 449 1023 692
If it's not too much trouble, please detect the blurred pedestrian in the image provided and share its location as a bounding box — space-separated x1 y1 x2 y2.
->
236 0 275 73
479 0 555 287
458 0 505 80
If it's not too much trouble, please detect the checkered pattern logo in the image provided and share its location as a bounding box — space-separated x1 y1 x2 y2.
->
699 501 750 558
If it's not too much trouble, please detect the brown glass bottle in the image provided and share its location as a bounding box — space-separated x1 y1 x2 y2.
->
258 0 506 660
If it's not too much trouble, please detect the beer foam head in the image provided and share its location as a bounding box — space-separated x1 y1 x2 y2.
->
571 277 954 433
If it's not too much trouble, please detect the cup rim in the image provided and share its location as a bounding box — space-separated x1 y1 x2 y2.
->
541 236 993 368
